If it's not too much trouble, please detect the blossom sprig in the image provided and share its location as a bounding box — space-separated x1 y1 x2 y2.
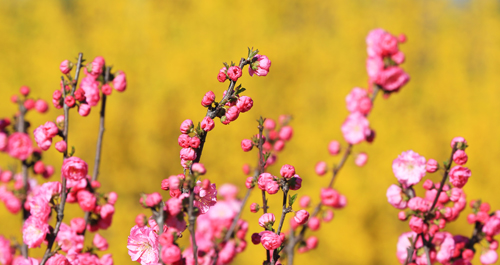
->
388 137 500 264
129 49 271 265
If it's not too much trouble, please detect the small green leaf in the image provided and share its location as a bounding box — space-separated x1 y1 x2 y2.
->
69 146 76 157
235 88 246 95
289 194 298 207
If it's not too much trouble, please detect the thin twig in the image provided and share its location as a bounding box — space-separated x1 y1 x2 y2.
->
271 184 289 265
17 101 29 258
40 53 83 265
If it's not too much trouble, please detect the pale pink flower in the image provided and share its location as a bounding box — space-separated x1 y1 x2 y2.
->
392 150 426 187
80 76 100 106
218 240 237 264
481 249 498 265
328 140 341 155
408 197 430 212
7 133 33 160
0 235 13 265
341 113 370 145
201 91 215 107
409 216 424 233
70 217 86 234
78 104 91 117
144 192 162 207
355 152 368 167
259 213 276 228
265 181 280 194
321 188 340 207
449 166 471 188
218 184 238 200
483 215 500 237
61 156 88 181
28 195 51 222
436 235 455 264
391 51 405 64
12 257 40 265
194 182 217 214
33 127 52 151
386 185 407 209
77 190 96 211
100 254 113 265
225 106 240 122
236 96 253 113
279 126 293 141
90 56 105 76
113 71 127 92
366 56 384 80
258 173 274 190
315 161 327 176
450 136 467 148
259 231 282 250
366 29 386 57
56 223 84 254
127 225 159 265
396 231 418 264
299 195 311 208
22 216 49 248
294 210 310 225
345 87 372 115
93 233 109 251
179 148 197 161
55 141 67 153
249 54 271 77
379 32 399 55
308 216 321 231
263 119 276 130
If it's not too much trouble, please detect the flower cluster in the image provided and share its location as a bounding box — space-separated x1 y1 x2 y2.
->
389 138 499 264
128 48 271 265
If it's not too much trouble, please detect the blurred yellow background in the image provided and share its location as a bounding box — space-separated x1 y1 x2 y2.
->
1 0 500 264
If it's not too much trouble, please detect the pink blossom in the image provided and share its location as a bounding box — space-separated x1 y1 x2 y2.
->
449 166 471 188
481 250 498 264
341 113 370 145
391 51 405 64
80 76 101 106
24 99 35 110
265 181 280 194
250 203 259 213
178 134 190 148
294 210 310 225
145 192 162 207
70 217 86 234
426 159 438 173
3 191 21 214
93 233 109 251
34 100 49 113
321 188 340 207
201 91 215 107
161 244 181 264
194 182 217 214
280 164 295 179
78 104 91 116
241 139 253 152
41 121 59 138
483 215 500 237
259 231 282 250
366 56 384 80
22 216 49 248
135 214 147 227
180 148 197 161
28 196 51 222
392 150 426 187
61 156 88 181
375 66 410 92
396 231 418 263
64 95 75 107
355 152 368 167
90 56 105 76
46 253 70 265
218 67 227 82
299 195 311 208
436 235 455 263
258 173 274 190
100 254 113 265
259 213 276 228
219 184 238 200
323 210 334 222
379 32 399 55
366 29 386 57
227 66 242 81
308 217 321 231
55 141 67 153
60 60 72 74
33 127 52 151
450 136 467 148
346 87 372 114
453 150 468 165
127 225 159 265
192 163 206 174
386 185 407 209
408 197 430 212
0 132 7 151
77 190 96 211
180 119 193 134
7 133 33 160
279 126 293 141
225 106 240 122
264 119 276 130
328 141 341 155
218 240 237 264
249 54 271 77
274 140 285 151
113 71 127 92
236 96 253 113
315 161 327 176
200 116 215 132
12 257 39 265
0 236 13 265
